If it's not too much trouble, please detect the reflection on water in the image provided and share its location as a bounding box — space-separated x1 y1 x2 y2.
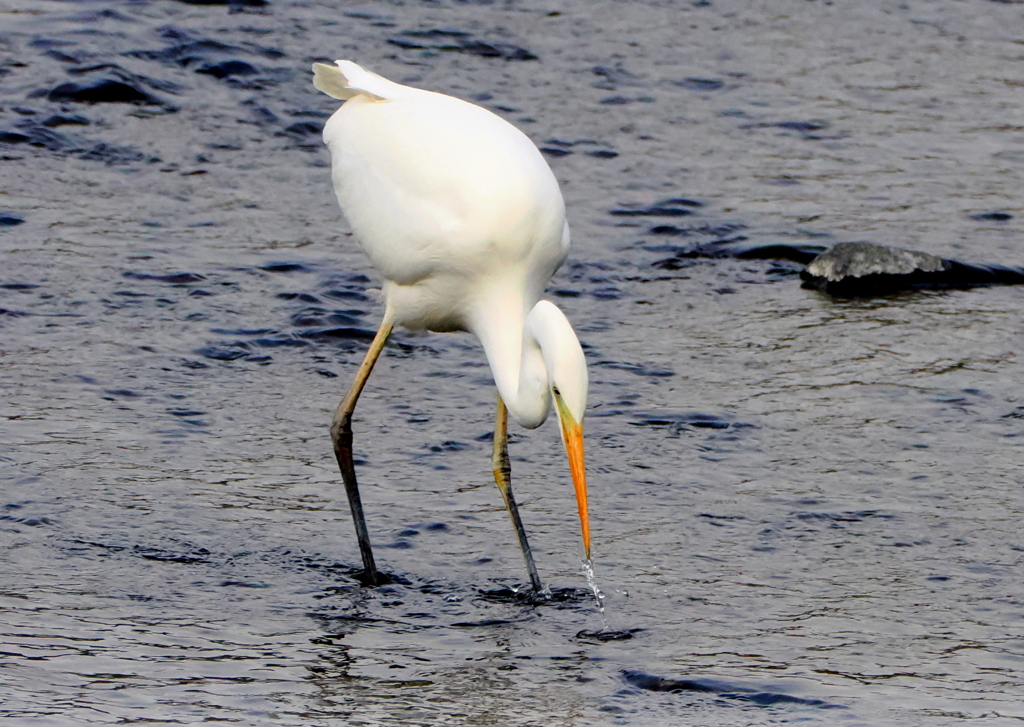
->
2 0 1023 724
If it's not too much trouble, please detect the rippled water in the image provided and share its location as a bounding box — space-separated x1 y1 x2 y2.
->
2 1 1023 724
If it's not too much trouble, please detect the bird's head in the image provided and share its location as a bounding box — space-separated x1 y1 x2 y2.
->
528 301 591 560
551 382 590 560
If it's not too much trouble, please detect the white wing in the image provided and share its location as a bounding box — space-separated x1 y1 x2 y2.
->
314 62 567 289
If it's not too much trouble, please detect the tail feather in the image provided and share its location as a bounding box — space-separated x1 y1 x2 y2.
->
312 60 395 101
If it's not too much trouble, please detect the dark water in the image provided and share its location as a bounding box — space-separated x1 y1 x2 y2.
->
3 1 1024 724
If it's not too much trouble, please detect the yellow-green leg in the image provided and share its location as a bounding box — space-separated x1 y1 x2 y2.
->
330 315 394 586
492 394 544 593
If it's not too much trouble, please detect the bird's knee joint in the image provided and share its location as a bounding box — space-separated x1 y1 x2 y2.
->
330 413 353 440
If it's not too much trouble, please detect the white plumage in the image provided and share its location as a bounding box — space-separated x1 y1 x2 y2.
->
313 60 590 590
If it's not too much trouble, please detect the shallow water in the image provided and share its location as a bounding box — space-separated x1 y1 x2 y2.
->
2 0 1024 724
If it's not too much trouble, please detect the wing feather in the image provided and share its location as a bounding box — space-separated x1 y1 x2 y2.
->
312 60 403 101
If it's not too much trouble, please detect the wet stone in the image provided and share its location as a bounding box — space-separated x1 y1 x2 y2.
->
800 241 1024 296
804 242 945 282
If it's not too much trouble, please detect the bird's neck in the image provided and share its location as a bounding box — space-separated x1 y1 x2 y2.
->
469 283 551 430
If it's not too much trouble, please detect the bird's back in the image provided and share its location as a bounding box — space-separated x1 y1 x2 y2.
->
316 62 568 331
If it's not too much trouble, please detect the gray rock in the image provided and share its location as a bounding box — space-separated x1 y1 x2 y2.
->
800 241 1024 297
804 241 945 282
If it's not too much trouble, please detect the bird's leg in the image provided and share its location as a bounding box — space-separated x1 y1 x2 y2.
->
330 316 394 586
492 394 544 593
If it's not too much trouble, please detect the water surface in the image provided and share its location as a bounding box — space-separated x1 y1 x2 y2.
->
2 0 1023 724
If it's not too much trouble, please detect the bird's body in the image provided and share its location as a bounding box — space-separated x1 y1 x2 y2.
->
322 65 566 325
313 61 590 589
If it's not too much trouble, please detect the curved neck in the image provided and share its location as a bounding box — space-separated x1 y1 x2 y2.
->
469 289 587 430
469 285 551 429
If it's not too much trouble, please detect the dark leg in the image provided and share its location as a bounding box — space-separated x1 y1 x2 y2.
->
330 316 394 586
492 394 544 593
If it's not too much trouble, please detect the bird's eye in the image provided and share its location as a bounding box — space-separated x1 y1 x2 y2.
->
552 385 561 396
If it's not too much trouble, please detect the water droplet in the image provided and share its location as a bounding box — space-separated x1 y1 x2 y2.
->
581 558 607 629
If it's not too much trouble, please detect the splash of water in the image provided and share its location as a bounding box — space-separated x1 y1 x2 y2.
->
581 557 607 629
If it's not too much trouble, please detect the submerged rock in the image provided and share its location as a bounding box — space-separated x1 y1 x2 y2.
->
642 236 1024 297
800 241 1024 297
805 241 945 281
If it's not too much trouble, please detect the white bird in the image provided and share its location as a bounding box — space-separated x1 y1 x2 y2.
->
312 60 590 592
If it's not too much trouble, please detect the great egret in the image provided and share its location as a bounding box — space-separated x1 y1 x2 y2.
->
312 60 590 592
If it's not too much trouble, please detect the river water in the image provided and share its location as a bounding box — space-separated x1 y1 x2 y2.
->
2 0 1023 724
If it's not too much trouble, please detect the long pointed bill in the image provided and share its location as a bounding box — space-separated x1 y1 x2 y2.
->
553 392 591 560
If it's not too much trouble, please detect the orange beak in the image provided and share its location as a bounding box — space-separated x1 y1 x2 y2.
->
554 394 591 560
